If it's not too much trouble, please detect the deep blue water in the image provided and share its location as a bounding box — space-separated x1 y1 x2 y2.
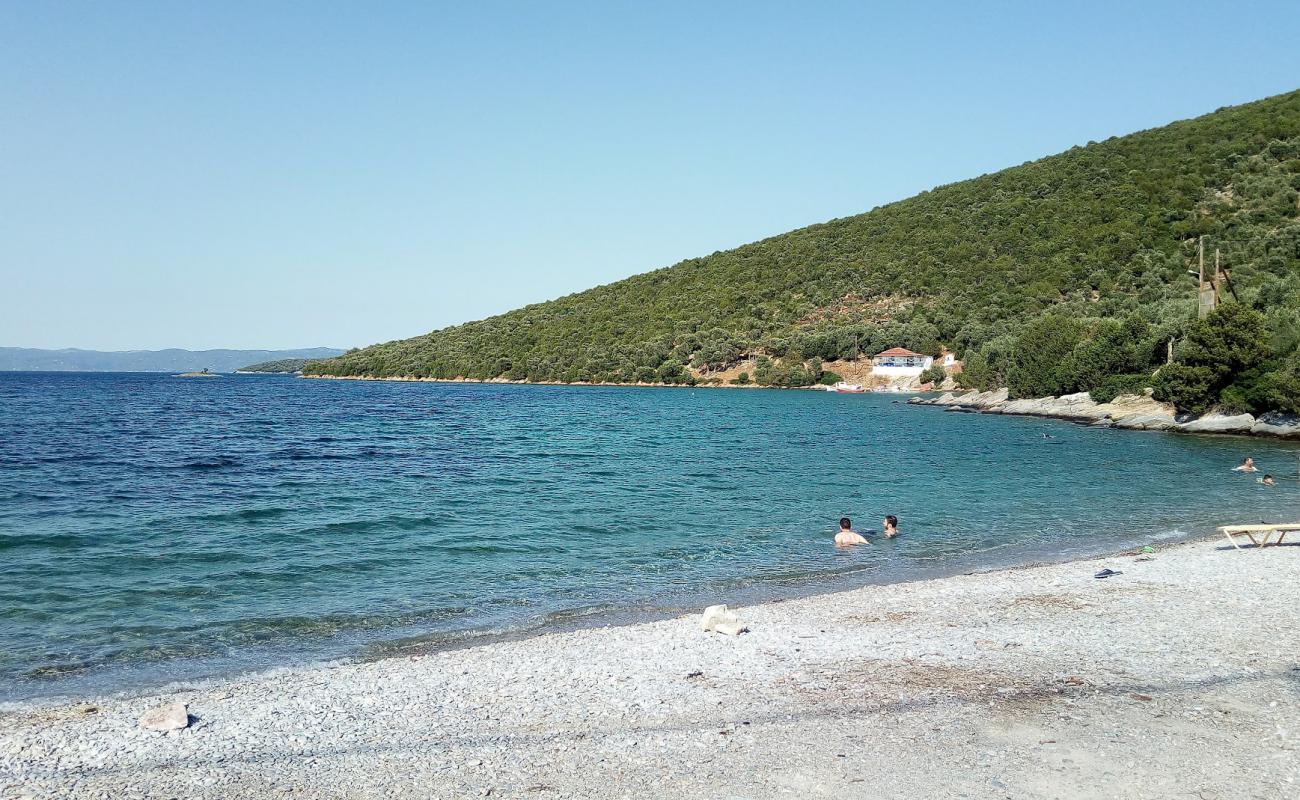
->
3 372 1299 702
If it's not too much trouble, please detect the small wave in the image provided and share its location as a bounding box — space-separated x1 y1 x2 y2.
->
415 540 511 555
194 507 293 524
25 662 92 680
182 455 241 470
285 514 453 540
0 490 58 502
285 450 357 461
0 531 88 551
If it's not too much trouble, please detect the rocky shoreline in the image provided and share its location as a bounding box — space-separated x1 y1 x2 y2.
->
4 537 1298 799
910 388 1300 438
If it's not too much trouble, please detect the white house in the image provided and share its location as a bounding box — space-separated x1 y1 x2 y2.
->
871 347 934 378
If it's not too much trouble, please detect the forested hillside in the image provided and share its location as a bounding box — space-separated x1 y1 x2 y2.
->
236 358 314 373
308 90 1300 413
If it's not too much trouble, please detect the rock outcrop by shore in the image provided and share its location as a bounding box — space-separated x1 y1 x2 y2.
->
911 389 1300 438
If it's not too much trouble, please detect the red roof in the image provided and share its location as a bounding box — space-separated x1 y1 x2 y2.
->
874 347 925 358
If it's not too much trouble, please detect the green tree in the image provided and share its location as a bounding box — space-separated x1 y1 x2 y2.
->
1007 316 1085 398
920 363 947 385
1152 304 1271 413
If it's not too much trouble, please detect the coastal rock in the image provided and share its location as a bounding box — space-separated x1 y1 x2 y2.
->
954 388 1008 408
1112 413 1177 431
1250 413 1300 438
700 605 740 633
1178 413 1256 434
999 393 1106 421
911 389 1008 411
138 703 190 732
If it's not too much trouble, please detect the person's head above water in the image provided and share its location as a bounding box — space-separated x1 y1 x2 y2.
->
840 517 852 531
885 515 898 528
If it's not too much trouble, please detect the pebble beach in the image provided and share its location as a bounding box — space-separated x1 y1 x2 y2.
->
3 535 1297 799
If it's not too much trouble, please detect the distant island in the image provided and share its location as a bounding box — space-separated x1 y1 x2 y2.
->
305 90 1300 418
1 347 345 373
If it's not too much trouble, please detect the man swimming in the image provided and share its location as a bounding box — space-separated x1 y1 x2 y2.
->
834 517 868 546
882 515 899 538
1233 457 1259 473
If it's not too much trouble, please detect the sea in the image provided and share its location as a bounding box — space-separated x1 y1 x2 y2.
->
3 371 1299 703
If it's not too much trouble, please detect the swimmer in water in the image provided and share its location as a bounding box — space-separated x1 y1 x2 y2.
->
1261 474 1276 486
834 517 868 546
1233 456 1259 473
882 515 899 538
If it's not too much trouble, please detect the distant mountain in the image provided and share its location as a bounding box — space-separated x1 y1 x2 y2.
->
0 347 346 373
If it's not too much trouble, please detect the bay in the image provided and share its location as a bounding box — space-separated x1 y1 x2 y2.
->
2 372 1297 702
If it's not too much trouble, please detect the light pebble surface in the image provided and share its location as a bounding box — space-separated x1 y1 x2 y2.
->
3 536 1298 799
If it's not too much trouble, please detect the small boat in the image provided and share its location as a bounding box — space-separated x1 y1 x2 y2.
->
828 381 866 393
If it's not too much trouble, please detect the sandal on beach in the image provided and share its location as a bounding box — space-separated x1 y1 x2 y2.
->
1094 568 1123 579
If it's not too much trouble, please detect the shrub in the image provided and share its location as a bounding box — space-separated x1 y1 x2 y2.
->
806 357 823 385
1264 360 1300 414
1088 373 1149 403
920 364 947 385
1007 316 1085 398
731 372 751 385
818 370 842 385
1153 364 1219 414
1153 304 1271 413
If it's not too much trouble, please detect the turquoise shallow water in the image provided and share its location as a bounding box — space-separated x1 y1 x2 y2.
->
2 372 1299 702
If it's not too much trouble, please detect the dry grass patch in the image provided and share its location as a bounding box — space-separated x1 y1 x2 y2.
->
780 659 1095 715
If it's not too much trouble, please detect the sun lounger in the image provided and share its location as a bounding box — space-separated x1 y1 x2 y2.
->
1217 523 1300 550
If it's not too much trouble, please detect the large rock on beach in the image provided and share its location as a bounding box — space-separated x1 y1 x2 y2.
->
138 703 190 732
700 604 744 635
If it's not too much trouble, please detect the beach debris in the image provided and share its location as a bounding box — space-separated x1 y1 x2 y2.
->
1093 568 1123 579
138 702 190 732
686 671 705 679
712 621 747 636
700 604 747 635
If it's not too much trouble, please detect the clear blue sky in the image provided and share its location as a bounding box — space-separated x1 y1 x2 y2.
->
2 1 1298 351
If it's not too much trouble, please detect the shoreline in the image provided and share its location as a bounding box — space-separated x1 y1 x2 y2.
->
6 534 1297 798
3 524 1200 711
911 388 1300 440
302 373 794 389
